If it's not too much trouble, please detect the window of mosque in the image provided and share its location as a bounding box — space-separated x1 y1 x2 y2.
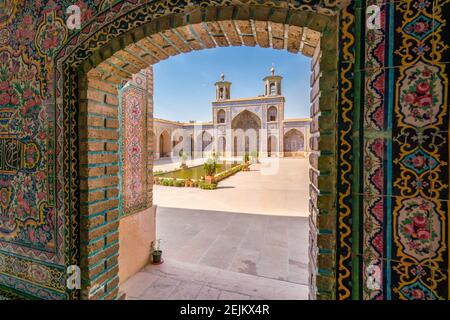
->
270 83 276 95
268 106 277 122
218 109 226 123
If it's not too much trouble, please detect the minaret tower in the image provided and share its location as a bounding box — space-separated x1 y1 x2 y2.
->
215 73 231 101
263 66 283 96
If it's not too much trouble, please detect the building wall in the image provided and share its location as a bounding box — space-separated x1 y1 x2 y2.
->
153 121 215 160
283 120 311 157
211 97 312 158
153 119 184 159
153 78 311 160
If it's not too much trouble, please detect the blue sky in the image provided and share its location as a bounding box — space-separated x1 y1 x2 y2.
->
153 46 311 122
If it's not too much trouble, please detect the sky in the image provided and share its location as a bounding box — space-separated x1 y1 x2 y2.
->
153 46 311 122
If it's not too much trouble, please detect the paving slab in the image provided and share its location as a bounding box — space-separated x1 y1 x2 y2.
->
121 259 308 300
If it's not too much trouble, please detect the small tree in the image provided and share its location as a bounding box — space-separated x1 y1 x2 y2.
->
178 151 188 169
203 158 217 176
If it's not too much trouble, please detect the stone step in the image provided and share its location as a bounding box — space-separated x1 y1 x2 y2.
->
120 259 308 300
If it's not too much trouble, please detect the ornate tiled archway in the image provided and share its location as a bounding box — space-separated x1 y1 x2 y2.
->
60 1 347 300
0 0 352 300
231 109 263 155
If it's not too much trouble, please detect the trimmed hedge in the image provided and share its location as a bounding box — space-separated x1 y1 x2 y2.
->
199 182 218 190
214 163 245 182
153 163 246 189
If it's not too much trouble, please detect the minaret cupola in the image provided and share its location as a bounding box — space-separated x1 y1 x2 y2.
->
215 73 232 101
263 66 283 96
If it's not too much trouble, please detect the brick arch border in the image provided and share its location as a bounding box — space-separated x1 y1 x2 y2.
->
56 2 355 300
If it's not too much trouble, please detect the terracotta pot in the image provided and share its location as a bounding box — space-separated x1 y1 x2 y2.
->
205 176 215 184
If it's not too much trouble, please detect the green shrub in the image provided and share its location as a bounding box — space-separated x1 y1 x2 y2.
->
199 182 217 190
174 180 184 187
243 153 250 163
203 158 217 176
161 178 175 186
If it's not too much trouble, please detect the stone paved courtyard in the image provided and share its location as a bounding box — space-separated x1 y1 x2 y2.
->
121 258 308 300
121 158 309 299
156 207 308 283
153 158 310 217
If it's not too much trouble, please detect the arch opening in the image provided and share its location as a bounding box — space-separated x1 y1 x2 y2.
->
231 110 262 157
65 3 341 301
217 109 226 124
268 106 278 122
159 130 170 158
284 129 305 157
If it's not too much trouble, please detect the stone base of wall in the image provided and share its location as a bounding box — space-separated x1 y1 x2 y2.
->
283 151 309 158
118 206 156 285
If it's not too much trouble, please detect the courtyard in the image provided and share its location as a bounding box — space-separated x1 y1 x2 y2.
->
120 158 309 299
153 157 310 217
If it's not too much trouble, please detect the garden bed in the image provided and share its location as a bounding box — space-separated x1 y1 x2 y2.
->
153 161 246 189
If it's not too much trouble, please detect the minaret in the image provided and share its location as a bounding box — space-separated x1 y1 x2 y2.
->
263 66 283 96
215 73 231 101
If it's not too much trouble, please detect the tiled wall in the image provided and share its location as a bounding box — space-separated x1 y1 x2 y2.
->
119 70 152 216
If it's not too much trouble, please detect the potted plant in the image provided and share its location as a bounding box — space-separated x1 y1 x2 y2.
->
203 158 217 184
151 239 163 264
180 151 188 169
